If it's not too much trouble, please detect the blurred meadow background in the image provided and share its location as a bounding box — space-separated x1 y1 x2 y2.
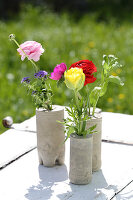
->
0 0 133 134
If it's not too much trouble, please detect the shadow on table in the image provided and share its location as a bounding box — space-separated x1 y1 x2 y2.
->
25 167 118 200
57 170 117 200
25 164 68 200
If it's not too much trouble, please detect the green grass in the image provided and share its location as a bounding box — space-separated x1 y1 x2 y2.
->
0 5 133 134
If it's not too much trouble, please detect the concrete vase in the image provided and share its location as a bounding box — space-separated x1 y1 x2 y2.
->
86 115 102 172
69 133 93 185
36 105 65 167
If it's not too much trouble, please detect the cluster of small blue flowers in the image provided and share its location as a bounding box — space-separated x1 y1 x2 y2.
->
34 70 48 78
21 77 30 83
21 70 48 83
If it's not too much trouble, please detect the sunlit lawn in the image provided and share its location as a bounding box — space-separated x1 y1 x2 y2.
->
0 6 133 134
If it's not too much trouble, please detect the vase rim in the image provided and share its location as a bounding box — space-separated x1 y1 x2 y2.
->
88 115 102 120
36 105 64 112
70 132 92 139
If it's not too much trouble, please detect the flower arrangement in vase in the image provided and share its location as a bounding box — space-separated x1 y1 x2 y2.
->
9 34 67 167
51 55 124 184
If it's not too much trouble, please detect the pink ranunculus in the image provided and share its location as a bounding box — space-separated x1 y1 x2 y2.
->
50 63 67 80
17 41 44 62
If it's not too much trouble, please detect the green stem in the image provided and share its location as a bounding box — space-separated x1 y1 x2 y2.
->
12 38 38 72
86 85 91 116
74 90 79 111
44 83 53 110
74 90 81 134
77 92 82 100
88 95 91 116
92 106 95 116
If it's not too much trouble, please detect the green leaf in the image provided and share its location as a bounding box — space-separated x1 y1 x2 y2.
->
102 55 111 74
65 107 71 114
89 87 101 116
82 124 97 136
103 62 109 75
56 120 65 125
108 54 117 61
89 124 97 132
81 129 88 136
65 126 75 142
81 120 86 132
65 107 74 118
100 80 108 97
102 54 108 63
108 75 124 86
102 54 122 76
101 69 104 83
90 87 101 106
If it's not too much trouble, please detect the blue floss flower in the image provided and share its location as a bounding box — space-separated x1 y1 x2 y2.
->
34 70 48 78
21 77 30 83
32 91 37 95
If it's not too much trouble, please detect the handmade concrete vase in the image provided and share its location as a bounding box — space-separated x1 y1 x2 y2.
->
86 115 102 172
36 105 65 167
69 133 93 185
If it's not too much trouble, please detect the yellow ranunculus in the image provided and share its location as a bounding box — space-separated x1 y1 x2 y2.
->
64 67 85 91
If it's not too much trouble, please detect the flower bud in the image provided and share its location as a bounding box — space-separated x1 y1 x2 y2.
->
9 34 15 40
64 68 85 91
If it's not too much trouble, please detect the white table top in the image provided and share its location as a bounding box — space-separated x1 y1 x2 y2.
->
0 110 133 200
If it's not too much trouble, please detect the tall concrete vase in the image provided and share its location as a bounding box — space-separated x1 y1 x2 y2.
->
69 133 93 185
86 115 102 172
36 105 65 167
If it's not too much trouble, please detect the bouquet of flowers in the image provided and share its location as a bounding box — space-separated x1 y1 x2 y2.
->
9 34 67 167
51 56 124 139
9 34 65 110
10 33 124 139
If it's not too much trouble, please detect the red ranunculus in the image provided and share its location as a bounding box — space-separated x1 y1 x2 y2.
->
69 60 97 86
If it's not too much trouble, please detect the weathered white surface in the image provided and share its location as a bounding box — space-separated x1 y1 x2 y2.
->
25 111 133 144
102 112 133 144
112 181 133 200
0 140 133 200
95 144 133 199
9 110 133 145
15 116 36 132
0 111 133 200
0 127 36 169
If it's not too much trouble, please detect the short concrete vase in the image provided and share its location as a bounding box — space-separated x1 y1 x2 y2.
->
36 105 65 167
69 133 93 185
86 115 102 172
